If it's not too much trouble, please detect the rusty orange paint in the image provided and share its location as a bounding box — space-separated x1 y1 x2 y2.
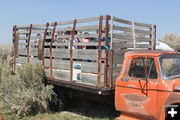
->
0 116 3 120
115 50 180 120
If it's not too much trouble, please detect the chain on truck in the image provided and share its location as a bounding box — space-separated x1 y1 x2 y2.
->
12 15 180 120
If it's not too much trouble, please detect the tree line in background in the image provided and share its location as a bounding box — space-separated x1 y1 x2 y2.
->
159 33 180 51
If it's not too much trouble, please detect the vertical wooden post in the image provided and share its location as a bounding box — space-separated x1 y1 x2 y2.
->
50 22 57 80
150 25 156 50
153 25 156 50
132 21 136 50
97 16 103 87
27 24 32 63
12 25 17 71
104 15 110 87
70 19 77 82
42 23 49 67
109 49 113 88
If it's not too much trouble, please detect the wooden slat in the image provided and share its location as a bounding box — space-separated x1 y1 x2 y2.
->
19 29 52 34
45 69 70 81
17 24 48 29
135 21 152 28
19 33 107 40
113 53 124 64
44 49 106 60
113 16 132 25
56 25 102 32
45 42 106 46
45 69 104 86
19 33 108 41
16 57 42 64
81 73 104 86
19 36 43 40
113 34 151 41
18 47 38 56
56 33 106 39
44 59 105 74
113 25 151 35
19 42 39 47
56 16 100 26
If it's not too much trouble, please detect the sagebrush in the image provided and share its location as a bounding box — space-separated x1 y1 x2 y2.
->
0 47 54 117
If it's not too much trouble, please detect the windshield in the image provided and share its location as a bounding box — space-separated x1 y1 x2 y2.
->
159 54 180 80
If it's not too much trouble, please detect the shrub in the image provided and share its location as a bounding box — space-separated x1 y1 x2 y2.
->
0 48 54 117
159 33 180 51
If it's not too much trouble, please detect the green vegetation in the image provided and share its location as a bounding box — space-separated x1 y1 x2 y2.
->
0 47 54 118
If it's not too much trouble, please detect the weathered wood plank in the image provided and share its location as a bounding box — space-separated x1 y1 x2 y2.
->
19 33 107 40
18 47 38 56
17 24 47 29
113 25 151 35
81 73 104 86
135 21 152 28
113 41 151 49
45 42 106 46
55 25 103 32
113 34 151 42
19 29 52 34
56 33 107 39
113 16 132 25
44 59 105 74
45 69 104 86
44 49 106 60
45 69 70 81
113 53 124 64
16 57 42 64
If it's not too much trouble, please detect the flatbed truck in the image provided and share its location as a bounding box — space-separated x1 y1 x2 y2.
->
12 15 180 120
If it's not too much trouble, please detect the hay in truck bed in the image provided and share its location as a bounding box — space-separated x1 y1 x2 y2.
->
12 15 156 95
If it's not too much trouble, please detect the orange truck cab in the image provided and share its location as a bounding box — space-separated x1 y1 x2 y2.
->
115 50 180 120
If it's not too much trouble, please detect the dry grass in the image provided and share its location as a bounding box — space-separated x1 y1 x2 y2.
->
0 110 110 120
25 111 110 120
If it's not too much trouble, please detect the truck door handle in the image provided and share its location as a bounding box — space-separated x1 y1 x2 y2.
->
121 78 129 82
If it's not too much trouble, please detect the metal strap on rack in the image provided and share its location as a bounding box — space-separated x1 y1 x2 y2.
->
109 49 113 88
104 15 110 87
132 21 136 50
12 25 17 71
50 22 57 80
27 24 32 63
151 25 156 50
97 16 103 88
70 19 77 82
42 23 49 67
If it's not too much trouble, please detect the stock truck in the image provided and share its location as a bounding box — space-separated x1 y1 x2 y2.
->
12 15 180 120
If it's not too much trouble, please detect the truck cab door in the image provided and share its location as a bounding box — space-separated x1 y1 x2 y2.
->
115 57 158 119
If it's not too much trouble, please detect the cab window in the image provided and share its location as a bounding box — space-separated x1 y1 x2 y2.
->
128 58 157 79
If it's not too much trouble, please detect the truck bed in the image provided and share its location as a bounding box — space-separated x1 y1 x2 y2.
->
12 15 156 94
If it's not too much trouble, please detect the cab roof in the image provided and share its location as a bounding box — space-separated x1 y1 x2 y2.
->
125 50 180 57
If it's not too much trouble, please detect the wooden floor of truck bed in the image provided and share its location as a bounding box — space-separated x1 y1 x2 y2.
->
46 79 115 95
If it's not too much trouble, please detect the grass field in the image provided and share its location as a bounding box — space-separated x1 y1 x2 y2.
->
0 110 112 120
